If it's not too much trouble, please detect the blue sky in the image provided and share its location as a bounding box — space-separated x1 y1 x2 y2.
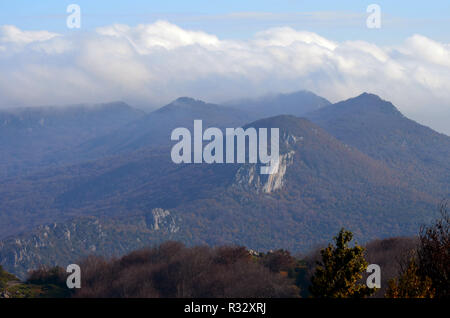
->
1 0 449 44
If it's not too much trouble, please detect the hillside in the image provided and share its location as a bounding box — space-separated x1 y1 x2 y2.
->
226 90 331 119
76 97 252 158
306 93 450 197
0 102 145 178
0 114 439 276
0 209 182 279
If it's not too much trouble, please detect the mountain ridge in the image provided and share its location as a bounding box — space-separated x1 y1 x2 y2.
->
306 92 450 197
0 101 146 178
0 92 447 279
226 90 331 119
0 115 439 278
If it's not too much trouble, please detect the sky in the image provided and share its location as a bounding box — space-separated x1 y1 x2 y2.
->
0 1 449 134
1 1 450 43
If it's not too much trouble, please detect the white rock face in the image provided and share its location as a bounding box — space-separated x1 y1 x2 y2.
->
149 208 179 233
233 150 295 193
262 150 295 193
231 131 301 193
65 230 71 241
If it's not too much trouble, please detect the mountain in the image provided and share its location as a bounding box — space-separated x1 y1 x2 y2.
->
0 114 439 277
226 90 331 119
0 210 182 279
0 102 145 178
306 93 450 197
76 97 252 158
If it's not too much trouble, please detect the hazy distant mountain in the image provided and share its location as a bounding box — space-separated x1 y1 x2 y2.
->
226 90 330 119
77 97 252 157
0 114 439 276
0 102 145 178
306 93 450 197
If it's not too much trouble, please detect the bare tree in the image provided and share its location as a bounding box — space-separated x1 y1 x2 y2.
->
416 200 449 298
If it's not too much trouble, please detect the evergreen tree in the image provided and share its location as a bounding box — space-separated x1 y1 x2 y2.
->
385 259 435 298
309 228 375 298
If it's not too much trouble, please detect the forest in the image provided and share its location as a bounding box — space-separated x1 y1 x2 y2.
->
1 202 447 299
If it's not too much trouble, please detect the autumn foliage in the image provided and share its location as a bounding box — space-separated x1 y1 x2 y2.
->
71 242 299 298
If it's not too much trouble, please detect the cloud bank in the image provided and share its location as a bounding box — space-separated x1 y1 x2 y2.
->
0 21 449 134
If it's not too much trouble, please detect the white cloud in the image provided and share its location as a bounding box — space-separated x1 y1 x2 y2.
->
0 21 449 135
253 27 337 50
96 21 220 52
0 25 59 44
402 34 450 68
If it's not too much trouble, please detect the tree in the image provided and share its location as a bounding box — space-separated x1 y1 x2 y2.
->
0 265 19 290
309 228 375 298
72 243 300 298
416 201 449 298
260 249 297 273
385 259 435 298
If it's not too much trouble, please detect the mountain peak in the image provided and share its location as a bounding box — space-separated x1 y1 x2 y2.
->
357 92 382 100
317 92 402 118
360 92 380 98
244 114 324 140
155 97 210 113
173 97 205 105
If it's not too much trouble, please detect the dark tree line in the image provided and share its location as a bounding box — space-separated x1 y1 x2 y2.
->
68 242 298 298
386 201 449 298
